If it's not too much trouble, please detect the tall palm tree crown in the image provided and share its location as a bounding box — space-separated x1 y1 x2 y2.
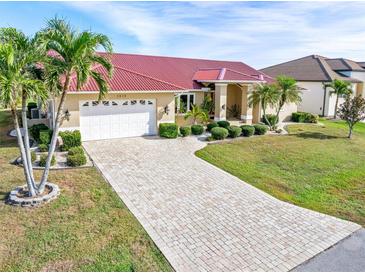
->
36 17 114 192
37 18 114 99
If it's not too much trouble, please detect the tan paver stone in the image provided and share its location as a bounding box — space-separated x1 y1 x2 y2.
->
84 136 361 272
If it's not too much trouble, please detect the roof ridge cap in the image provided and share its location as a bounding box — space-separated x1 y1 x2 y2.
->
218 68 226 80
113 65 185 90
316 57 334 81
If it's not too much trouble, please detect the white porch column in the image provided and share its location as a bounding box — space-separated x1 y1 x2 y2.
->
214 83 228 121
240 85 254 124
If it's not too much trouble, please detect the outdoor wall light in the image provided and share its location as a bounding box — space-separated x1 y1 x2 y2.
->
64 109 71 121
222 104 226 110
164 105 170 115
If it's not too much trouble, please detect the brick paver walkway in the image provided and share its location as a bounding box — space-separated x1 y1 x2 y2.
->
84 137 361 271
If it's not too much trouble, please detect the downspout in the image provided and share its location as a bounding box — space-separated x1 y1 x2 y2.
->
322 83 327 117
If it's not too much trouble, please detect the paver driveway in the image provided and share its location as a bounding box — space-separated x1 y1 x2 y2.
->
83 137 361 272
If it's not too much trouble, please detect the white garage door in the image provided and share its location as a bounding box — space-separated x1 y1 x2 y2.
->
80 99 157 141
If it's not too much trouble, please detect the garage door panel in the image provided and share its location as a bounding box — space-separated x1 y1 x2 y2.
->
80 99 157 141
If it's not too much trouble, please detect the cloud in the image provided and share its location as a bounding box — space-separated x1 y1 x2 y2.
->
67 1 365 68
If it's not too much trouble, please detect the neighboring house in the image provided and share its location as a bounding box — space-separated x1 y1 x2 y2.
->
29 53 295 141
261 55 365 117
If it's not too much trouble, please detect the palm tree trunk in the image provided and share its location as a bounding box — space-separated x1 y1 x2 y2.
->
275 101 284 128
11 108 37 197
38 73 70 193
261 102 272 130
334 94 339 119
21 93 36 190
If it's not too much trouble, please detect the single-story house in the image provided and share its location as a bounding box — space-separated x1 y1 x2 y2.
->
30 53 298 141
261 55 365 117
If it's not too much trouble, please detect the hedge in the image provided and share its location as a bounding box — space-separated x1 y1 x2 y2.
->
67 153 87 167
217 120 230 129
39 154 56 167
206 122 219 132
241 125 255 137
253 124 268 135
60 130 82 151
29 124 49 142
211 127 229 140
179 126 191 137
159 123 178 138
292 112 319 123
38 144 48 152
68 146 84 156
191 124 204 135
228 126 242 138
39 129 52 145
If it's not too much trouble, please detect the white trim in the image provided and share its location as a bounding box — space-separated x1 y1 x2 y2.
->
214 117 226 121
175 93 196 114
196 80 265 84
67 89 204 95
241 114 253 120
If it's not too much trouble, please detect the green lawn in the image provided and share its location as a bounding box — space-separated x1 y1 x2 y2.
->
0 110 172 271
196 119 365 227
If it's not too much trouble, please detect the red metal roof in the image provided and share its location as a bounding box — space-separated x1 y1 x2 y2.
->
67 52 272 91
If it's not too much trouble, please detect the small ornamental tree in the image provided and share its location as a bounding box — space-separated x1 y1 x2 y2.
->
338 96 365 139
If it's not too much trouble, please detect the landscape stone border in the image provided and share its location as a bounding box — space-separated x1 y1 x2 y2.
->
7 182 60 207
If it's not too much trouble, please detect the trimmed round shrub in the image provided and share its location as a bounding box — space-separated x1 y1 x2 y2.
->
39 154 56 167
307 113 319 123
60 130 82 151
217 120 230 129
206 122 219 132
159 123 178 138
31 151 36 163
191 124 204 135
228 126 242 138
68 146 84 156
38 143 48 152
211 127 229 140
253 124 268 135
67 153 87 167
241 125 255 137
179 126 191 137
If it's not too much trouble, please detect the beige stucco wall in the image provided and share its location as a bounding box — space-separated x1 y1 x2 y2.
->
226 84 242 118
266 102 298 122
58 92 175 129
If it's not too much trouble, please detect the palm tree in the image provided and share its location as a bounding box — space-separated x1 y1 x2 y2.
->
184 105 209 125
327 79 352 119
248 84 280 130
36 18 113 193
0 28 47 196
275 75 302 125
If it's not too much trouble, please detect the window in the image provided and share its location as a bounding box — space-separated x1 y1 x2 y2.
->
139 100 146 105
82 102 89 107
92 101 99 106
148 100 153 105
122 101 128 105
111 101 118 106
102 101 110 106
175 93 195 114
131 100 137 105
